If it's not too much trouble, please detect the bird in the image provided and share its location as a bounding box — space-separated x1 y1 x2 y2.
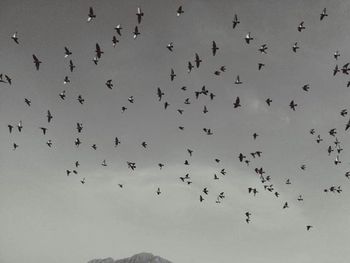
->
8 124 13 133
334 155 341 165
212 41 218 56
92 56 99 65
289 100 297 111
75 138 81 147
233 97 241 108
258 63 265 70
235 75 242 84
346 118 350 131
13 143 19 150
164 101 170 109
302 84 310 92
76 123 83 133
11 32 19 44
47 110 53 123
136 7 144 24
4 74 11 85
320 8 328 20
17 121 23 132
141 141 147 148
77 95 85 104
238 153 246 162
95 43 104 58
266 98 272 106
199 195 204 202
87 7 96 22
46 140 52 147
101 160 107 167
187 61 194 73
80 178 86 184
156 187 161 195
283 202 289 209
333 65 340 76
258 44 268 54
334 50 340 60
203 105 208 114
24 98 31 106
298 21 305 32
128 96 134 103
187 149 193 156
39 127 47 135
63 76 70 85
133 26 140 39
64 47 72 58
157 87 164 101
306 225 313 231
114 24 122 36
345 172 350 179
115 137 121 147
32 54 42 70
59 90 66 100
195 53 202 68
245 32 253 44
170 68 176 81
69 60 75 73
106 79 113 89
111 36 119 48
292 42 299 52
167 42 174 51
253 133 259 140
232 14 240 29
176 6 184 16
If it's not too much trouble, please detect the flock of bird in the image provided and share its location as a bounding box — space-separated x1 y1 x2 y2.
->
2 4 350 232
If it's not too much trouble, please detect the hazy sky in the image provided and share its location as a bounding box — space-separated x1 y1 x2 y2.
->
1 0 350 262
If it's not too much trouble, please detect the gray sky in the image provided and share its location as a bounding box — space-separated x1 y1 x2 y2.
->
1 0 350 262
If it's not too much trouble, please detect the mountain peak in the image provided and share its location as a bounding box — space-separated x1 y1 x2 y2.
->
88 252 171 263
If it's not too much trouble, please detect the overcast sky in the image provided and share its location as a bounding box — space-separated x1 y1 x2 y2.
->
1 0 350 262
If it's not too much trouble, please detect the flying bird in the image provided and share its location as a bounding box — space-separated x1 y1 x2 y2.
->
167 42 174 51
32 54 42 70
235 75 242 84
292 42 299 52
195 53 202 68
232 14 240 29
95 43 104 58
87 7 96 22
112 36 119 47
136 7 144 24
245 32 253 44
170 68 176 81
11 32 19 44
320 8 328 20
176 6 184 16
47 110 53 123
64 47 72 58
212 41 219 56
114 24 122 36
297 21 305 32
133 26 140 39
289 100 297 111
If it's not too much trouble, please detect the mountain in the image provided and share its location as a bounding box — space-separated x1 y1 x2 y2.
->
88 252 172 263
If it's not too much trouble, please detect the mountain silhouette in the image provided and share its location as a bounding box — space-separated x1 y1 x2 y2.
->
88 252 172 263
